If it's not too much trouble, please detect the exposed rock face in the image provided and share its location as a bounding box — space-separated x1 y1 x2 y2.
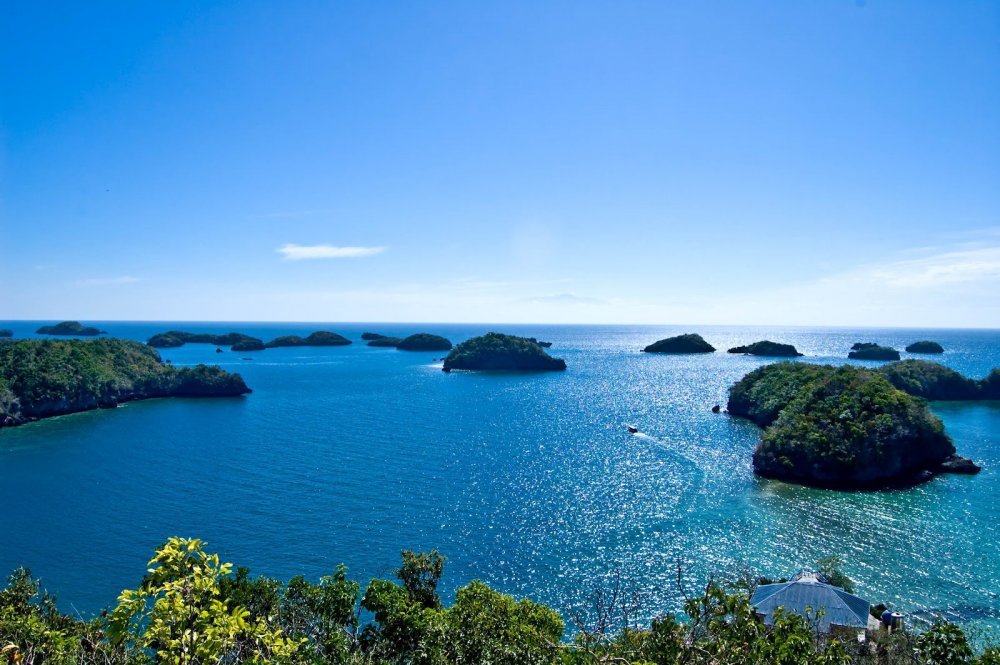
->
264 331 352 347
367 337 402 347
905 341 945 354
396 333 453 351
0 339 250 428
642 334 715 354
727 340 803 357
36 321 105 336
443 333 566 371
937 455 982 475
848 345 900 361
728 362 961 489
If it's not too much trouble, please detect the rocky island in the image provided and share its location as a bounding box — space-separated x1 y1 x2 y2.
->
878 359 1000 400
396 333 453 351
642 333 715 354
905 340 945 354
361 332 389 341
148 331 265 350
36 321 106 336
848 343 900 361
728 362 977 489
727 340 803 357
264 331 352 347
0 329 12 338
0 338 250 428
442 333 566 371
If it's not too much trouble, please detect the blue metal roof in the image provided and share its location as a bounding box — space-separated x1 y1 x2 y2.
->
751 578 871 631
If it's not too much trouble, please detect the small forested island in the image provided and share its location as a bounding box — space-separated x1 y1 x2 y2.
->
848 343 900 361
396 333 453 351
368 337 403 347
878 359 1000 400
727 340 803 357
264 331 352 347
361 332 389 340
527 337 553 347
442 333 566 371
148 330 265 350
0 339 250 428
642 333 715 354
36 321 106 336
906 340 945 354
231 339 266 351
0 329 12 338
728 362 978 488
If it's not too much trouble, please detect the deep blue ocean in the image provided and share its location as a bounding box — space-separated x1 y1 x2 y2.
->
1 322 998 635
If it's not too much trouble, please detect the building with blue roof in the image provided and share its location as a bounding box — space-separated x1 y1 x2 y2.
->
751 573 878 635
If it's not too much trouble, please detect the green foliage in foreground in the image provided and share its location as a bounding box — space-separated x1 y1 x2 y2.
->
729 363 955 488
442 333 566 371
0 339 250 426
3 539 995 665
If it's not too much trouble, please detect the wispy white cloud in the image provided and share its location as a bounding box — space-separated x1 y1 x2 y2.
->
520 292 606 305
74 276 141 287
830 246 1000 289
277 244 386 260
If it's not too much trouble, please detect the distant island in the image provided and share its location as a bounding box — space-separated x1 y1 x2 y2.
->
36 321 106 336
368 337 403 347
0 339 250 428
442 333 566 371
642 333 715 354
148 331 265 350
905 340 945 354
727 340 803 357
0 329 12 338
848 343 900 361
396 333 453 351
728 362 979 489
264 331 352 348
526 337 553 348
361 332 389 340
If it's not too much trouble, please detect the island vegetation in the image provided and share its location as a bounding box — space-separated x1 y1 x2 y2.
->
264 331 352 348
728 363 972 488
905 341 945 354
442 333 567 371
148 330 265 350
727 341 803 357
0 338 250 427
2 538 994 665
848 344 900 361
642 334 715 354
361 332 389 340
396 333 453 351
35 321 106 336
231 339 266 352
0 329 12 338
368 337 403 347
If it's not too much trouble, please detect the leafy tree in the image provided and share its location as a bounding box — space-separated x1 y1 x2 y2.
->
916 622 974 665
107 537 301 665
396 550 446 610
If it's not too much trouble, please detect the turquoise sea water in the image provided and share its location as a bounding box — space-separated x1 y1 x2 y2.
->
0 322 998 634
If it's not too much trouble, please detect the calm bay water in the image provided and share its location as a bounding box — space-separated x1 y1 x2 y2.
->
1 322 998 633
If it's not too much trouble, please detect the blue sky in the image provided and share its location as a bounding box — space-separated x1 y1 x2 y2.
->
2 1 998 325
